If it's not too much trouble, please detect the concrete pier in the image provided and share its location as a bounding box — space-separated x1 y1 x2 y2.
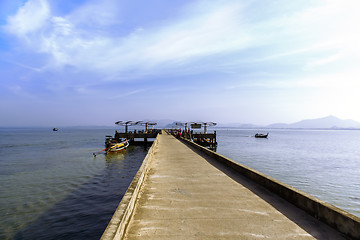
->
101 131 359 239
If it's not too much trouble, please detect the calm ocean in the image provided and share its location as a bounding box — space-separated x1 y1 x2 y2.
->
216 129 360 219
0 127 149 240
1 128 359 239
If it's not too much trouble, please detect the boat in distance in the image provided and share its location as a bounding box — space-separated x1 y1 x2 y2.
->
254 133 269 138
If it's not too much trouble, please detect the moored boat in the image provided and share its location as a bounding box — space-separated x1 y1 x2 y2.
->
106 139 129 153
254 133 268 138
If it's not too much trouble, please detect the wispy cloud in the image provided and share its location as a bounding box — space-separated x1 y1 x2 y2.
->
108 89 146 99
4 0 360 80
3 59 43 72
3 0 252 78
2 0 360 125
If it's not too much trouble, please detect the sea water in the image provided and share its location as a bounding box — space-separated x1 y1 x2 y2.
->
1 128 360 239
216 129 360 218
0 127 148 240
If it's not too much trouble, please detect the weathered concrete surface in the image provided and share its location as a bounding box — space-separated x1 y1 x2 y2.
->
181 138 360 239
122 133 347 239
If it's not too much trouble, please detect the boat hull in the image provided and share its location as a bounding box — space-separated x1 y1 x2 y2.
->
254 133 268 138
107 140 129 153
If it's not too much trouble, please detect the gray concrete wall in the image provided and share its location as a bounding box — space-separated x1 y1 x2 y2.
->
100 135 159 240
180 138 360 240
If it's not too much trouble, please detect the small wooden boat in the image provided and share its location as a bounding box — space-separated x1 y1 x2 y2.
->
106 139 129 153
254 133 268 138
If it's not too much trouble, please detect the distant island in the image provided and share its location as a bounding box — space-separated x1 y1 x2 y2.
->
266 115 360 129
75 116 360 130
217 116 360 129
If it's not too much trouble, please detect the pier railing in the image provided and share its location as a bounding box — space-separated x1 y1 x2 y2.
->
168 129 217 150
114 130 161 144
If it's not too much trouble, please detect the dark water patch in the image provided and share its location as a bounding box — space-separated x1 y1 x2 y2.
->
11 146 147 240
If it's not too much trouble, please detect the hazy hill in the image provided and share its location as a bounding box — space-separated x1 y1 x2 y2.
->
141 116 360 130
267 116 360 129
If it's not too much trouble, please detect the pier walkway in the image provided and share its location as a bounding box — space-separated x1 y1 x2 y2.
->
102 132 351 239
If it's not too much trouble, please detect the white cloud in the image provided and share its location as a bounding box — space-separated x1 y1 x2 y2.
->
4 0 360 85
4 0 252 78
142 3 250 61
5 0 50 37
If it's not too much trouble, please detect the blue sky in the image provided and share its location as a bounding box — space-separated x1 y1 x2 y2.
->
1 0 360 126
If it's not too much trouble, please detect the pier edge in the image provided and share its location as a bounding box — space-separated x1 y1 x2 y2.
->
180 137 360 240
100 134 160 240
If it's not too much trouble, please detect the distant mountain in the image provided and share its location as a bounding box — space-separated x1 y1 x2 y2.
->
267 116 360 129
138 116 360 130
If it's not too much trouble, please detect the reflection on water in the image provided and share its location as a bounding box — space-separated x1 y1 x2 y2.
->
105 152 126 161
0 128 148 240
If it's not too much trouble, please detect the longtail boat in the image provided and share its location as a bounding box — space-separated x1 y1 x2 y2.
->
254 133 268 138
106 139 129 153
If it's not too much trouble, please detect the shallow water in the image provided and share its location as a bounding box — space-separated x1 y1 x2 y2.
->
0 127 148 240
